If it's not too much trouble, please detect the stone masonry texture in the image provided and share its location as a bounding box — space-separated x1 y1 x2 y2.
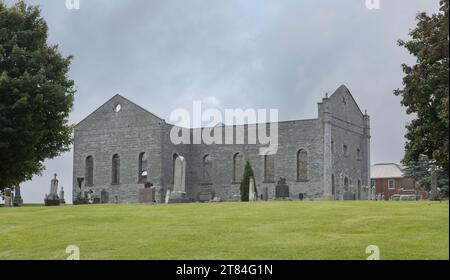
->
72 85 370 203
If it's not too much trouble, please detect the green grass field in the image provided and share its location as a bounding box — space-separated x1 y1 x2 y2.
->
0 201 448 260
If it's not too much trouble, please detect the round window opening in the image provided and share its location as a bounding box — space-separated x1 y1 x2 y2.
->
114 104 121 112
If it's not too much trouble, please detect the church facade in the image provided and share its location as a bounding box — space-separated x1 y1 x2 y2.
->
72 85 371 203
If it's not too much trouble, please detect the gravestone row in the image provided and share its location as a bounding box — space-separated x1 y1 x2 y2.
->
2 185 24 207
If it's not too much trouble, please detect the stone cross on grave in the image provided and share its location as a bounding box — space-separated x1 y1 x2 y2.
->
44 173 60 206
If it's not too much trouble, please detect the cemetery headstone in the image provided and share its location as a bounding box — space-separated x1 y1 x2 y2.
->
343 191 356 200
59 187 66 204
275 177 290 199
152 186 162 203
4 188 12 207
169 156 189 203
198 191 214 202
44 173 60 206
138 187 155 203
249 176 256 201
165 188 171 204
13 185 23 206
87 190 93 203
100 189 109 203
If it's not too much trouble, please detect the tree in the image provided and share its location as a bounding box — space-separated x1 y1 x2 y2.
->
403 154 449 198
394 0 449 172
0 2 75 192
240 160 256 201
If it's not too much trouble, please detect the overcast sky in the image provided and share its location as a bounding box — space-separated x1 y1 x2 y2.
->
2 0 440 203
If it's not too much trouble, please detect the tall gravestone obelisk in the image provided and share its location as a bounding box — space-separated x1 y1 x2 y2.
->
44 173 60 206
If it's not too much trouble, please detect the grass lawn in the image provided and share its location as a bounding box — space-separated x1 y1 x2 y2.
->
0 201 448 260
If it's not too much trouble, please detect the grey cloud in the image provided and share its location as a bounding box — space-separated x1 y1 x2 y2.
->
2 0 440 203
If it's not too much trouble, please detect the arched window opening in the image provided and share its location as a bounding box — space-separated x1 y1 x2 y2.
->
357 179 362 199
112 154 120 184
85 156 94 186
264 154 275 183
343 144 348 156
138 152 148 183
331 174 335 197
203 154 212 184
233 152 243 183
344 176 349 191
297 149 308 181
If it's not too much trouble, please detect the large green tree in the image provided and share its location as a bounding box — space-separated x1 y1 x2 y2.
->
402 154 449 198
394 0 449 172
0 2 75 191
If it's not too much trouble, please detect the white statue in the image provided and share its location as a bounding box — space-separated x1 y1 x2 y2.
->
50 173 59 195
249 176 256 201
165 188 171 204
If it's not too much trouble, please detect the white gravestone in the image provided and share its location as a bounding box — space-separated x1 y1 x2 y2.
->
44 174 60 206
249 177 256 201
165 188 171 204
169 156 188 202
50 173 58 196
151 186 162 203
59 187 65 204
4 188 12 207
174 156 186 193
13 185 23 206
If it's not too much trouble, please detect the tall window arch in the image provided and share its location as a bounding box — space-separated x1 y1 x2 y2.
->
233 152 243 183
138 152 148 183
85 155 94 186
203 154 212 184
112 154 120 184
172 153 179 183
297 149 308 181
331 174 335 197
344 176 349 191
357 179 362 199
264 154 275 182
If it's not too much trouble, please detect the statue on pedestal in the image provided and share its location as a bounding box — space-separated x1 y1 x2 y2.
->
44 173 60 206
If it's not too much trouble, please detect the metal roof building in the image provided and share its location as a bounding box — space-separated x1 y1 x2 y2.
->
371 163 404 179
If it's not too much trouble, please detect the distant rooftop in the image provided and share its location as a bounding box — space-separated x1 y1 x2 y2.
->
371 163 404 179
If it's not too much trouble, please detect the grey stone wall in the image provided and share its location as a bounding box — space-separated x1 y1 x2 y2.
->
73 95 165 203
184 119 325 201
327 86 371 199
73 85 370 203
